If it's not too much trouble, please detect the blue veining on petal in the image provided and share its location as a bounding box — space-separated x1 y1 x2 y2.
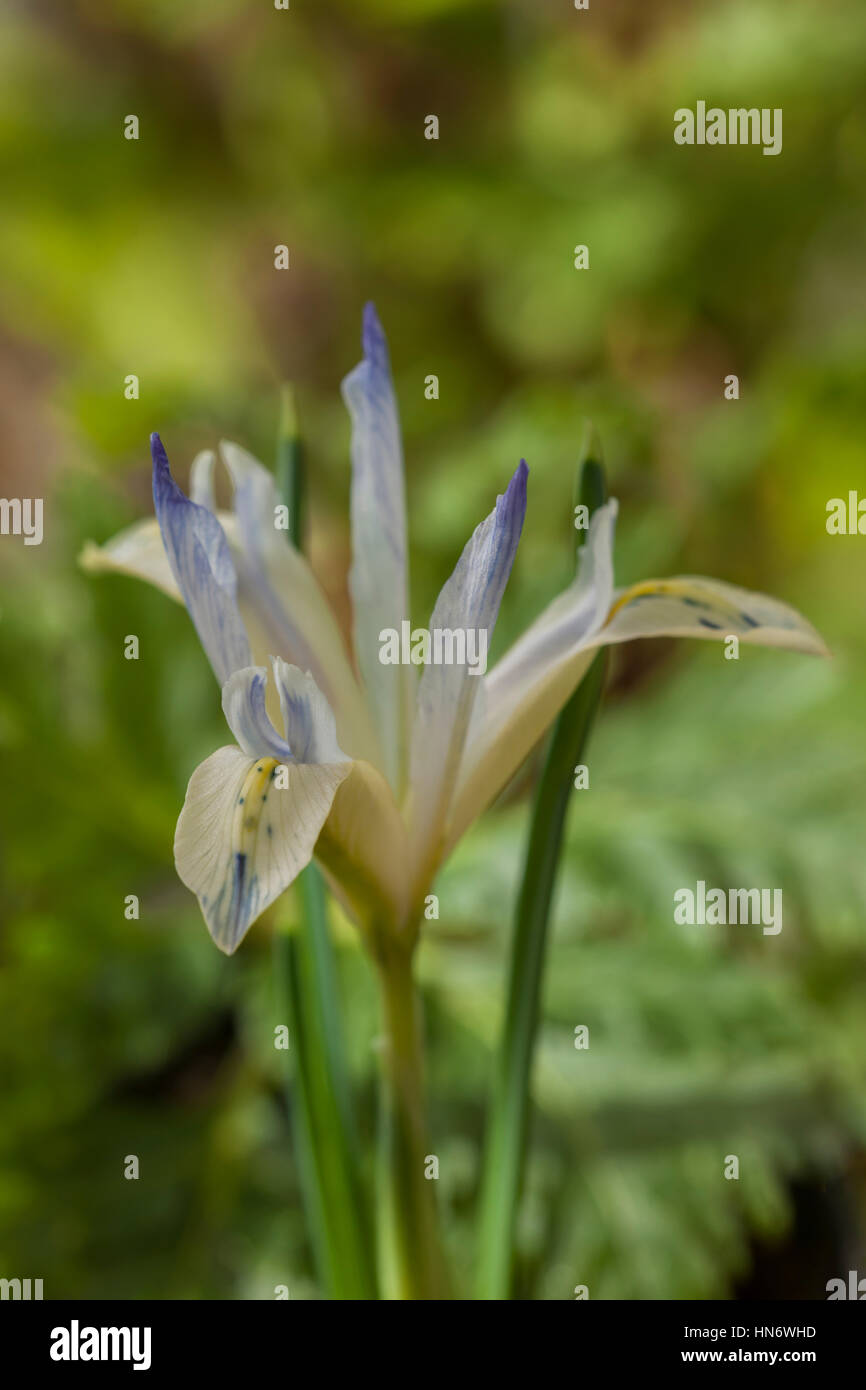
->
408 459 528 852
356 303 406 568
477 498 617 740
222 666 294 761
231 852 248 933
152 433 251 683
218 440 348 711
476 460 528 626
341 303 411 789
209 851 259 955
342 303 408 581
272 657 348 765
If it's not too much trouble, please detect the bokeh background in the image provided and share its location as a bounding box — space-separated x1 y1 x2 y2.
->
1 0 865 1299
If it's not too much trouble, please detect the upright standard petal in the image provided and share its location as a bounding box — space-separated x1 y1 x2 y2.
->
219 440 383 767
341 304 414 793
152 433 251 683
175 662 351 953
447 501 616 848
190 448 217 510
407 460 528 893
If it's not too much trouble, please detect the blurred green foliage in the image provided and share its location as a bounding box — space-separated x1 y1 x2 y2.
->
0 0 864 1298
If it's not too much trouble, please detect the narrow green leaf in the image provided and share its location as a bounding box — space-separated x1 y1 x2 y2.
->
272 389 376 1299
475 428 609 1300
273 893 374 1299
275 384 306 552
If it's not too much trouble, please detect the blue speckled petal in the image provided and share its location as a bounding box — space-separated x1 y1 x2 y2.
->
595 575 830 655
174 745 350 954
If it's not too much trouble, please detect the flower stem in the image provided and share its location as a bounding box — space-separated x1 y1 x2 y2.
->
376 946 450 1300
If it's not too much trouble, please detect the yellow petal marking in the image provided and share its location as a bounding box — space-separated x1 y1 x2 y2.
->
232 756 281 856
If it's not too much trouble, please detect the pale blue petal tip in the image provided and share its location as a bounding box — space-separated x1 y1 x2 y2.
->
362 300 388 366
150 431 169 475
502 459 529 523
149 429 251 685
150 432 175 503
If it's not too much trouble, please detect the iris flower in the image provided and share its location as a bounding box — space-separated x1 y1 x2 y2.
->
82 305 826 956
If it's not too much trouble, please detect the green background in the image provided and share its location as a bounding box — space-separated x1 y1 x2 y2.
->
1 0 865 1298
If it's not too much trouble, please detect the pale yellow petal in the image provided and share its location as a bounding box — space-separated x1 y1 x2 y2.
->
80 517 181 601
315 758 413 942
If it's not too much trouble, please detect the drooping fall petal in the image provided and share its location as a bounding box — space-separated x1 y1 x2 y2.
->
596 575 830 655
175 661 351 953
175 745 350 954
447 508 827 851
